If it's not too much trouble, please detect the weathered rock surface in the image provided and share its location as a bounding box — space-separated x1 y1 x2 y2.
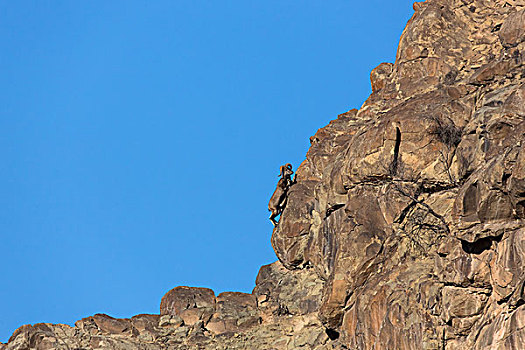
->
3 263 331 350
4 0 525 348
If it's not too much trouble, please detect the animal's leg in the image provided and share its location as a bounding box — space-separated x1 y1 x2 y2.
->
269 211 278 226
270 210 281 226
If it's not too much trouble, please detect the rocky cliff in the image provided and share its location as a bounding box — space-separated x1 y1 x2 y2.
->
4 0 525 349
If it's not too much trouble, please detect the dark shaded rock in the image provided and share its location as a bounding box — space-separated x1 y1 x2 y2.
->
499 9 525 48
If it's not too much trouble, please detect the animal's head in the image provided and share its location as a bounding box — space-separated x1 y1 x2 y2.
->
284 163 293 175
279 163 293 177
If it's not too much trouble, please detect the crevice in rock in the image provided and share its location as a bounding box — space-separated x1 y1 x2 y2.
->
516 200 525 218
420 181 458 194
497 293 512 305
463 169 474 181
485 100 503 107
325 204 345 219
443 282 492 292
325 328 340 340
460 234 503 254
502 172 511 187
491 23 502 32
395 200 418 224
388 127 402 176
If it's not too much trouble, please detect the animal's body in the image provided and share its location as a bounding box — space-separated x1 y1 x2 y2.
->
268 163 294 226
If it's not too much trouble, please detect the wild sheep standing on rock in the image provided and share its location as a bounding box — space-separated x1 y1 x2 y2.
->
268 163 294 226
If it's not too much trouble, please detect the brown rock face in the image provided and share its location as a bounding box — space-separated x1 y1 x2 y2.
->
4 0 525 349
270 0 525 348
160 286 216 326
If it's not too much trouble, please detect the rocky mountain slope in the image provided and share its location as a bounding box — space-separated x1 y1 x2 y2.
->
3 0 525 348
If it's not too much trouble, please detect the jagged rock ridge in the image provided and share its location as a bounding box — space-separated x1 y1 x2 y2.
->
3 0 525 349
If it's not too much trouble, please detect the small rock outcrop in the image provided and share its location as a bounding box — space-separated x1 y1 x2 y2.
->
3 0 525 349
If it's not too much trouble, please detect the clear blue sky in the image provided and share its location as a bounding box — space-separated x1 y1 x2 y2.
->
0 0 414 342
